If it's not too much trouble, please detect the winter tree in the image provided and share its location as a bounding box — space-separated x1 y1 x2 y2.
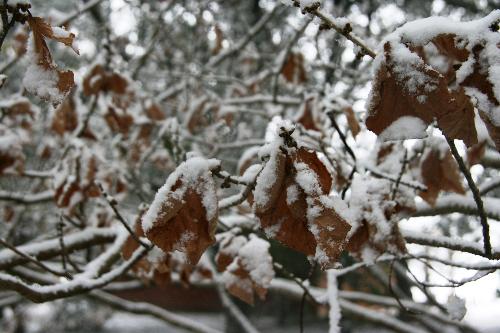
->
0 0 499 332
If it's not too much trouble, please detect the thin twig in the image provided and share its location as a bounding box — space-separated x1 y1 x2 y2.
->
97 182 151 250
391 149 408 200
303 4 376 59
445 136 492 258
0 238 72 279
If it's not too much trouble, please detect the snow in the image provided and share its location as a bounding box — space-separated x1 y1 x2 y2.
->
378 116 428 141
141 156 220 232
253 140 282 210
22 38 68 105
286 184 299 205
415 193 500 221
387 40 438 95
330 17 350 30
446 295 467 321
0 228 116 267
327 270 341 333
238 235 274 288
367 10 500 139
23 62 66 105
294 162 322 196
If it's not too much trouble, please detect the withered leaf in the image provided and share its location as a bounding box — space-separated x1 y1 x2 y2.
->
254 146 351 269
467 140 487 167
52 94 78 135
343 107 361 137
104 107 134 136
83 64 128 96
281 52 307 84
346 176 411 258
25 17 77 104
145 103 166 120
142 158 219 265
296 97 320 132
221 236 274 305
420 146 465 206
28 16 78 69
366 20 500 152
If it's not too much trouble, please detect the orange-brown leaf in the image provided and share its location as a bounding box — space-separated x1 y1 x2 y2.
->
420 148 465 205
343 107 361 137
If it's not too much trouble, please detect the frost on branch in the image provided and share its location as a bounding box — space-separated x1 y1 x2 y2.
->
23 17 79 105
253 124 352 269
366 11 500 151
217 232 274 305
142 156 220 265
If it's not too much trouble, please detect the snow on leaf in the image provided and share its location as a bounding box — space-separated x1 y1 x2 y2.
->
23 17 78 105
254 133 351 269
221 235 274 305
446 295 467 321
366 11 500 151
141 156 220 265
347 175 412 260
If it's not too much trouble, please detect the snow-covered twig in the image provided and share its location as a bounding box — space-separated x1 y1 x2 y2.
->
0 244 148 303
0 228 116 270
413 194 500 221
403 229 500 259
0 237 71 278
304 5 376 58
89 290 223 333
327 270 341 333
0 190 54 204
97 182 151 250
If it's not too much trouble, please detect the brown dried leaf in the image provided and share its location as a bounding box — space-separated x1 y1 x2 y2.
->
367 26 500 151
296 97 320 131
211 25 224 55
281 53 307 84
255 147 350 268
52 94 78 135
145 103 166 120
467 141 487 167
435 88 478 147
144 173 218 265
105 107 134 136
365 43 445 138
420 147 465 206
222 236 274 305
83 65 128 96
343 107 361 137
27 16 78 69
